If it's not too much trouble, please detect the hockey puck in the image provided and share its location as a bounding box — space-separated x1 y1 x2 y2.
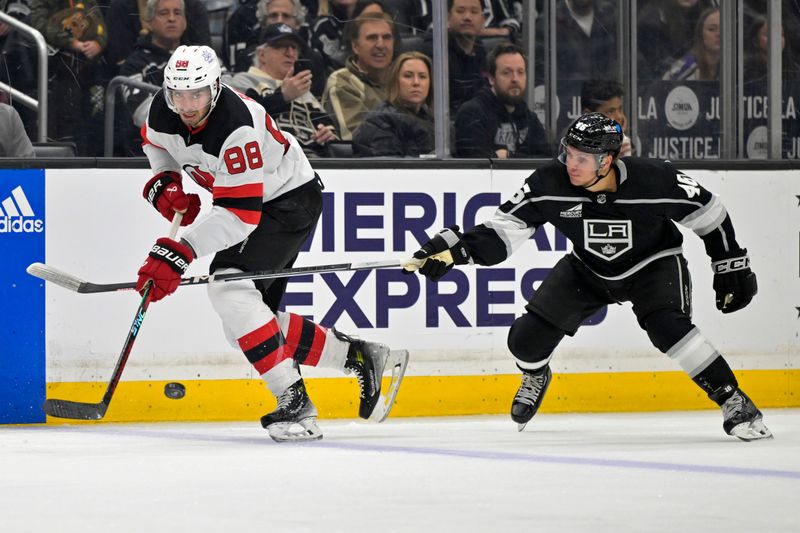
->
164 382 186 400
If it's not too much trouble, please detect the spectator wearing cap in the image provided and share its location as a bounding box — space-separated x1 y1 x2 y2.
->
224 23 337 157
323 12 395 140
227 0 327 97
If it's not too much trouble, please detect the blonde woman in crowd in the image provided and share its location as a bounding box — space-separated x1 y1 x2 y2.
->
353 51 434 157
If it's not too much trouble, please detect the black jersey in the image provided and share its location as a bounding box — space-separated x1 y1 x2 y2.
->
462 157 742 280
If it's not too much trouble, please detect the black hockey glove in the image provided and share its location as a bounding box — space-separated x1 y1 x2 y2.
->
403 226 471 281
711 249 757 314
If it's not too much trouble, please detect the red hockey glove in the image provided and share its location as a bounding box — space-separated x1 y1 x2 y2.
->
143 171 201 226
711 249 757 314
136 238 194 302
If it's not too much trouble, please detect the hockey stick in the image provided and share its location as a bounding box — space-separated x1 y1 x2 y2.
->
42 214 183 420
27 257 424 295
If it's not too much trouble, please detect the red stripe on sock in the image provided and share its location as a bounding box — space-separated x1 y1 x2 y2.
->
237 320 280 352
252 345 286 375
238 320 292 374
304 324 326 367
282 313 303 360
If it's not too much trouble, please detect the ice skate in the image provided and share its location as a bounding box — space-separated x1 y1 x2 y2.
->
710 386 773 441
338 330 409 422
260 380 322 442
511 365 552 432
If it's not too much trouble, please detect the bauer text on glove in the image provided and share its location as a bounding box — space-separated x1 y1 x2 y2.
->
136 238 194 302
143 171 201 226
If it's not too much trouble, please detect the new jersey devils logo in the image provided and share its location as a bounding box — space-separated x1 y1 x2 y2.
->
182 164 215 192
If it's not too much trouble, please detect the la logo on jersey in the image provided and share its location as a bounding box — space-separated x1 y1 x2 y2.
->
583 219 632 261
0 185 44 233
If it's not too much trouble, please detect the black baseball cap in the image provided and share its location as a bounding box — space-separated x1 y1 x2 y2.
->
260 23 305 48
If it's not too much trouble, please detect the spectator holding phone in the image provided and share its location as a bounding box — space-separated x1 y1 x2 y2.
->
225 23 338 157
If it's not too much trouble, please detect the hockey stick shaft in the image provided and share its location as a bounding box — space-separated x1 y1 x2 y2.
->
43 215 182 420
28 257 423 294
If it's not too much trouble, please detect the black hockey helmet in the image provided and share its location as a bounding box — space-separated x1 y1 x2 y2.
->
561 112 623 156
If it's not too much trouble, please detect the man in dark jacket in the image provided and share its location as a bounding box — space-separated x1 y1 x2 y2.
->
421 0 488 114
105 0 209 70
118 0 187 155
454 42 549 158
549 0 618 81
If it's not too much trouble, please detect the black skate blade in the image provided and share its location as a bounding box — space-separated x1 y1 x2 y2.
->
43 399 107 420
517 422 528 432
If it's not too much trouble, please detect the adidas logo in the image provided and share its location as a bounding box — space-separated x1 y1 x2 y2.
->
0 186 44 233
559 203 583 218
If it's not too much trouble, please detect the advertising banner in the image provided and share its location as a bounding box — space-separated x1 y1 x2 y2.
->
535 80 800 159
0 170 46 424
38 167 798 387
0 166 796 423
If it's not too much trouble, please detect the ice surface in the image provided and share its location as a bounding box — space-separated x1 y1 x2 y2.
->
1 410 798 532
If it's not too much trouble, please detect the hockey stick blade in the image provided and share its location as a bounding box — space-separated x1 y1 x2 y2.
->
26 262 134 294
42 283 155 420
43 398 107 420
27 258 423 294
27 262 87 292
42 215 180 420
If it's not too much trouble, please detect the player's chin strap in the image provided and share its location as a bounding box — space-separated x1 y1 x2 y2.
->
582 159 614 189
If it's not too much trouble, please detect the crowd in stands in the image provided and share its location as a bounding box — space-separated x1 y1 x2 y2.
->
1 0 799 158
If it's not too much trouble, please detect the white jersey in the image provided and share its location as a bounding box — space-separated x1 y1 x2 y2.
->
142 84 317 258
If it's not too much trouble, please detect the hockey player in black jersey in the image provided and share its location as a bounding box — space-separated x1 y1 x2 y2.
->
134 45 408 442
404 112 770 441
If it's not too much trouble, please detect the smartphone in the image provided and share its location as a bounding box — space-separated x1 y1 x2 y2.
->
294 58 313 73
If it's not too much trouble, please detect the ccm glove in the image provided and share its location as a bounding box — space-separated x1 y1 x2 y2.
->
143 171 201 226
403 225 471 281
136 238 194 302
711 249 757 314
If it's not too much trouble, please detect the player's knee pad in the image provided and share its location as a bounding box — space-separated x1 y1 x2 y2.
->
207 268 277 348
642 308 695 353
507 312 565 368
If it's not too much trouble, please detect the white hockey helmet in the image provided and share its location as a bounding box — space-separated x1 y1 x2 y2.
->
163 45 222 116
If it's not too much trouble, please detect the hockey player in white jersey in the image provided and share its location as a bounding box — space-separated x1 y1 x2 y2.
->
134 45 408 442
404 112 770 442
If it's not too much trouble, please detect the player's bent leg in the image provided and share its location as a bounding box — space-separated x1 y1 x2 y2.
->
507 312 564 431
269 312 408 422
208 271 319 441
644 309 772 440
